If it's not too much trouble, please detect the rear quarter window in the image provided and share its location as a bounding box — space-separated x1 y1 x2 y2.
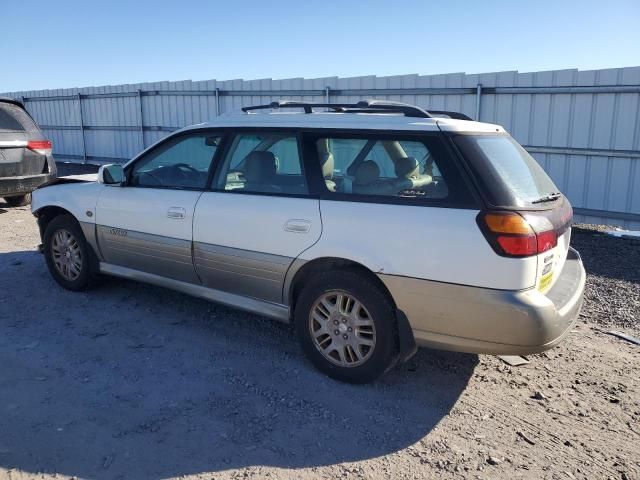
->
310 133 476 207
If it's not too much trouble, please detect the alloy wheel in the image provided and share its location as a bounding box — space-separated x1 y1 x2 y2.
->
51 229 83 281
309 290 376 367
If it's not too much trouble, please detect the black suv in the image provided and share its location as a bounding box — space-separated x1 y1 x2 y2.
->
0 98 56 206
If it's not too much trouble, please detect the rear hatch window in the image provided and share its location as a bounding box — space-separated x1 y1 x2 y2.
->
0 102 38 132
454 134 559 209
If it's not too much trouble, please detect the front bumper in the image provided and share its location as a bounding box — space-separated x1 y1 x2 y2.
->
379 247 586 355
0 173 55 197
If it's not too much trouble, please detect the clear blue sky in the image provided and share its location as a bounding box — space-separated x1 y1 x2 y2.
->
2 0 639 92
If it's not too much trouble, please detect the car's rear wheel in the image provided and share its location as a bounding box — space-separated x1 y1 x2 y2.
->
3 193 31 207
44 215 98 291
295 270 397 383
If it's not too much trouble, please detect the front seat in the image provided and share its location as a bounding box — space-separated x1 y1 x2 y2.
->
243 151 281 193
320 151 336 192
316 139 336 192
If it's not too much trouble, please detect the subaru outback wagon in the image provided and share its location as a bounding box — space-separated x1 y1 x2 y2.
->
0 97 56 206
31 100 585 383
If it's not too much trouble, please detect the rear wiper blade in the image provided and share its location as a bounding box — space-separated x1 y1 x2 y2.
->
531 192 562 204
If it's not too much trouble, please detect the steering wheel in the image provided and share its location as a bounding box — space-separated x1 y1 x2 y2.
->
134 171 164 186
169 163 203 184
174 163 201 176
173 163 200 175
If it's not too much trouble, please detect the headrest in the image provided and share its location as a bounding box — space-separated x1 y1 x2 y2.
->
244 151 277 182
320 152 334 178
395 157 420 178
354 160 380 185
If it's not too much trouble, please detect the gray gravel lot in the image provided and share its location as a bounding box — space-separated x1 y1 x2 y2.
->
0 202 638 480
571 225 640 333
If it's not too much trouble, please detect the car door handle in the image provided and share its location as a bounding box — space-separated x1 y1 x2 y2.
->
284 219 311 233
167 207 186 219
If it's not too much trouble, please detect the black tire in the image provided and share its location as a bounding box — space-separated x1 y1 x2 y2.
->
294 270 398 384
43 214 99 291
3 193 31 207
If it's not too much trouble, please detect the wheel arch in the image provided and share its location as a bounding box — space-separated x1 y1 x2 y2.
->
35 205 102 262
287 256 418 367
286 256 398 317
34 205 77 241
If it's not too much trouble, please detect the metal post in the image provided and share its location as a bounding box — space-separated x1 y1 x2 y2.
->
137 89 144 150
475 83 482 121
215 88 220 116
77 93 87 164
325 86 330 103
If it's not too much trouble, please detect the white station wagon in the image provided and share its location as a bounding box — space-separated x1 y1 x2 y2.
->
32 100 586 383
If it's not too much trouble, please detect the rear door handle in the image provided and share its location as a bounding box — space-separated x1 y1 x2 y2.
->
167 207 186 219
284 219 311 233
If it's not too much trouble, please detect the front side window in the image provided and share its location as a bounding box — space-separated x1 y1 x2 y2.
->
217 132 307 195
315 136 450 200
130 133 220 189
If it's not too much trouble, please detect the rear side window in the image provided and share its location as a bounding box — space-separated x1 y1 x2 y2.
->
217 132 308 195
0 103 37 132
454 134 559 207
313 134 472 205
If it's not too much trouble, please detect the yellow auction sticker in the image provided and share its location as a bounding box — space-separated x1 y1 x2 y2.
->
538 271 553 292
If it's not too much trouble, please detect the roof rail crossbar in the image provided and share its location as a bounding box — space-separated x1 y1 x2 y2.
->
241 100 434 118
427 110 473 121
353 100 431 118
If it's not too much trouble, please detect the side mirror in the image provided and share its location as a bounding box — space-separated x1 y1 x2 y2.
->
98 164 125 185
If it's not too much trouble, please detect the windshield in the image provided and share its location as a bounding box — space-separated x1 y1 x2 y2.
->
454 134 559 207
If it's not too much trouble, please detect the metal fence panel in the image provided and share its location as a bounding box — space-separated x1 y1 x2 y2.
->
3 67 640 228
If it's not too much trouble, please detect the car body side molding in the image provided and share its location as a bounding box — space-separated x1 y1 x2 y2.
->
99 262 290 322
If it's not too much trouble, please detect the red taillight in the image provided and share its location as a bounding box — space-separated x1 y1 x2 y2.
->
496 235 538 256
478 211 558 258
27 140 52 155
536 230 558 253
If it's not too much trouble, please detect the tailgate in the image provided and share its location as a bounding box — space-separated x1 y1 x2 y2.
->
528 198 574 293
0 139 47 177
1 101 47 177
536 228 571 293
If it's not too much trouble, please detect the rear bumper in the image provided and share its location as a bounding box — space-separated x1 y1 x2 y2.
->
379 247 586 355
0 173 55 197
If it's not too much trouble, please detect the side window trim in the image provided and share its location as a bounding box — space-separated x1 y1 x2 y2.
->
124 129 228 191
209 128 313 198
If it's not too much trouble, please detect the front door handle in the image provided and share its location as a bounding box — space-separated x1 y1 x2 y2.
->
284 219 311 233
167 207 186 219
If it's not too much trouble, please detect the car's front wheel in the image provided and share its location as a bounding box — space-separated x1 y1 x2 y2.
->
295 270 398 383
3 193 31 207
43 215 98 291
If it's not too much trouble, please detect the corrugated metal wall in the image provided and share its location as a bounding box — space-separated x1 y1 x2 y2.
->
3 67 640 228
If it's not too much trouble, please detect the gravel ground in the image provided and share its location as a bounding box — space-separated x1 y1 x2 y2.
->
571 226 640 334
0 203 638 480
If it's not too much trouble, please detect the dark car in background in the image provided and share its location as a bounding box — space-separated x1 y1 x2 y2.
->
0 98 56 207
